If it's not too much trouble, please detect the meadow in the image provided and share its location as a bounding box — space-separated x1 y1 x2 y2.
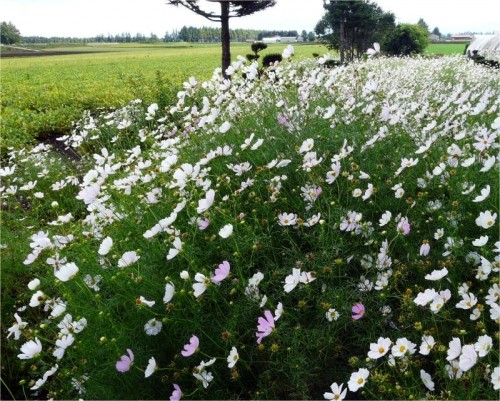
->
0 42 326 151
1 43 499 400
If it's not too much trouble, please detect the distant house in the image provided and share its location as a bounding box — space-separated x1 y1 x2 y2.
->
429 33 439 42
451 34 473 41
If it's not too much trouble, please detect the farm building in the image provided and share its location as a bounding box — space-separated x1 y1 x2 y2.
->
466 34 500 55
451 34 473 41
262 36 299 43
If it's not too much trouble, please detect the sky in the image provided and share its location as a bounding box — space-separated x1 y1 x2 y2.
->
2 0 499 38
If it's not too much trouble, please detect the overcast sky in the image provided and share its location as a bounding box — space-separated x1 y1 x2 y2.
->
2 0 499 38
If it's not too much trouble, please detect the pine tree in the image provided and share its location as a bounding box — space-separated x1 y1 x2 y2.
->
166 1 276 77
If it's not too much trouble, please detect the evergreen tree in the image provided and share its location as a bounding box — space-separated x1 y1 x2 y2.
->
432 27 441 38
316 0 395 62
166 1 276 77
417 18 430 34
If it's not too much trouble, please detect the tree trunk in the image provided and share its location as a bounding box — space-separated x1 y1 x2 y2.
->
220 1 231 78
339 20 345 63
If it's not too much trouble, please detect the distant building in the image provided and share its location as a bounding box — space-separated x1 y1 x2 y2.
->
451 34 473 41
429 33 440 42
262 36 299 43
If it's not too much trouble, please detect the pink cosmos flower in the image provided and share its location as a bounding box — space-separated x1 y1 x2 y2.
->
397 217 411 235
352 303 365 320
170 383 182 401
211 261 230 284
197 217 210 230
116 348 134 372
181 335 199 357
256 310 275 344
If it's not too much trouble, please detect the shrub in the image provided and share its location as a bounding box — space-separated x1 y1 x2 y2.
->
262 53 283 66
384 24 429 56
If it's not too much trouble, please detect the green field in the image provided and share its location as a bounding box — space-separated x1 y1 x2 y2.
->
0 41 469 152
0 42 327 151
425 42 468 55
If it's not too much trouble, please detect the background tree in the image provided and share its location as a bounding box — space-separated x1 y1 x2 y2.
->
1 21 22 45
301 29 308 42
166 1 276 77
315 0 395 62
417 18 430 34
384 23 429 56
432 26 442 39
307 31 316 42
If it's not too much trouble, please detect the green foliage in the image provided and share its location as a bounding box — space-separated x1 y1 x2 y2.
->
262 53 282 66
384 24 429 56
315 0 395 61
417 18 430 34
0 21 21 44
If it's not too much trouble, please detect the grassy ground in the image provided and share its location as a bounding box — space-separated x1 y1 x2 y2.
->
0 42 327 151
425 42 468 55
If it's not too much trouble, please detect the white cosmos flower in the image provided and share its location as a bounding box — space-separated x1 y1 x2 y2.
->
18 337 42 359
53 333 75 360
145 356 157 378
324 382 347 401
413 288 438 306
379 211 392 226
458 344 477 371
29 290 45 307
480 155 496 172
30 364 58 390
282 44 294 59
118 251 140 267
278 212 297 226
167 237 183 260
197 189 215 213
419 335 435 355
193 273 209 297
367 337 391 360
27 278 41 290
98 236 113 255
391 337 416 358
447 337 461 361
227 346 239 368
366 42 380 57
425 268 448 281
347 368 369 392
144 318 162 335
139 296 155 307
163 282 175 303
420 369 435 391
473 185 490 202
218 224 233 239
472 236 489 246
219 121 231 133
54 262 79 282
7 313 28 340
455 293 478 309
491 366 500 390
476 211 497 229
284 268 301 293
474 335 493 357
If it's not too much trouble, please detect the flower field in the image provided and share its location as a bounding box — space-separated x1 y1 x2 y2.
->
1 49 499 400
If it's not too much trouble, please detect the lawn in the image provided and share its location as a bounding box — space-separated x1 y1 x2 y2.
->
425 42 468 55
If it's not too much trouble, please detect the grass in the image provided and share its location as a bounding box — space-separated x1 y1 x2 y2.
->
425 42 468 56
0 42 327 151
